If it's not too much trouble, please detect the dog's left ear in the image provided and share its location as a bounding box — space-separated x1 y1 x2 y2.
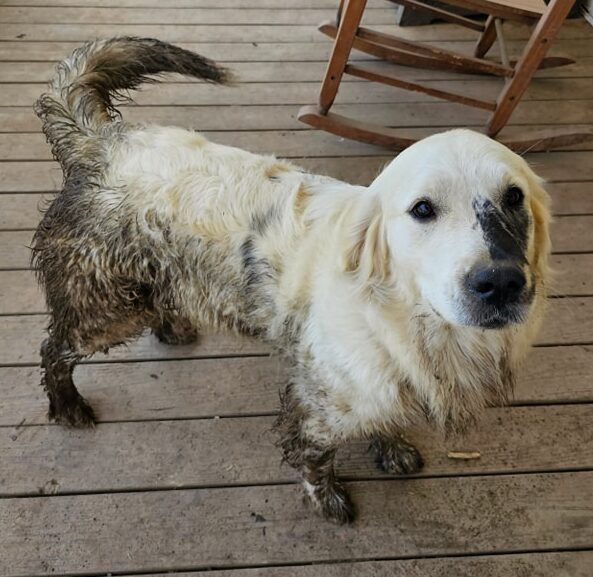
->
528 173 552 282
342 195 390 291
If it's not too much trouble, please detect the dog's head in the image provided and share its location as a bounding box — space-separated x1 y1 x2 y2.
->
345 129 551 330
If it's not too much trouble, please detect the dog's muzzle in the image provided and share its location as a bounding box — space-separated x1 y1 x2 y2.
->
463 262 533 328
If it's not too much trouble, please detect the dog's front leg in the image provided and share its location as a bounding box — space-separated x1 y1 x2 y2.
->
299 443 354 524
276 387 354 524
370 434 424 475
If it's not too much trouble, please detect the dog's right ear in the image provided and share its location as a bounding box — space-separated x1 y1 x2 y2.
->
341 195 390 292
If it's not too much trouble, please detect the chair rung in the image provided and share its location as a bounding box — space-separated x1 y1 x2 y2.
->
345 64 497 111
319 22 514 78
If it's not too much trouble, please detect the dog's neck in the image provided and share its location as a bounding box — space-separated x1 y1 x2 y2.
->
355 291 520 434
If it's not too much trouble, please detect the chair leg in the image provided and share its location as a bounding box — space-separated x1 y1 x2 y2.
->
318 0 367 113
474 15 497 58
487 0 576 137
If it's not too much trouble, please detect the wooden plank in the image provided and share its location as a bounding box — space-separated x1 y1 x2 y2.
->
0 194 51 229
552 216 593 253
0 41 338 63
0 342 590 428
0 231 32 269
1 19 590 43
550 253 593 295
0 0 351 7
548 182 593 215
0 7 394 25
1 38 592 62
0 271 44 313
0 357 285 427
5 101 593 135
5 76 593 108
4 55 591 84
0 163 61 192
1 472 592 576
517 344 593 403
112 551 593 577
538 297 593 344
1 405 593 496
2 253 591 315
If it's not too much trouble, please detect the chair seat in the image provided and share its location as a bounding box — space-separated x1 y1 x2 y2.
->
437 0 546 19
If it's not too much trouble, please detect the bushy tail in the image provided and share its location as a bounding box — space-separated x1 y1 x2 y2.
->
34 37 230 174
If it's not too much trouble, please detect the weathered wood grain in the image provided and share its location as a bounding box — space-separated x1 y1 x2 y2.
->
2 37 592 62
0 0 356 6
4 76 593 108
0 7 394 25
0 101 574 133
1 18 590 41
0 356 285 426
0 231 32 269
4 56 593 85
0 194 50 229
1 472 592 576
1 405 592 496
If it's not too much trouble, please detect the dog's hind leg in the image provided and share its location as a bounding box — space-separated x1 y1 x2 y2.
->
370 434 424 475
276 385 354 524
152 314 199 346
40 309 150 427
41 335 96 428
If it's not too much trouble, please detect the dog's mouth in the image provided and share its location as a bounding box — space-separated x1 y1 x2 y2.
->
469 302 530 329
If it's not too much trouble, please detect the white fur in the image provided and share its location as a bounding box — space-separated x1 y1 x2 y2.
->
104 127 551 440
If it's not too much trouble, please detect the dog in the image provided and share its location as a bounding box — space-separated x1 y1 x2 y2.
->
33 37 551 524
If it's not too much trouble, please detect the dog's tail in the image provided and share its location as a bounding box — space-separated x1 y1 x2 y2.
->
34 37 230 174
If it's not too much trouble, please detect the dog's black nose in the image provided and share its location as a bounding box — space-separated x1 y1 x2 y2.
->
467 265 526 305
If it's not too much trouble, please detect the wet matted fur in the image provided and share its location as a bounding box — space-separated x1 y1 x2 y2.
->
33 37 551 524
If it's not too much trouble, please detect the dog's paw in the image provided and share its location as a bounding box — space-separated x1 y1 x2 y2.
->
49 393 96 428
303 480 355 525
153 325 199 346
371 438 424 475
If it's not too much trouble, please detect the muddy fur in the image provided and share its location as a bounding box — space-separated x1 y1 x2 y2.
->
33 38 551 524
370 436 424 475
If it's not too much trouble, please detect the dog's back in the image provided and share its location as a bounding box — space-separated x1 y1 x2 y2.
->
32 38 325 382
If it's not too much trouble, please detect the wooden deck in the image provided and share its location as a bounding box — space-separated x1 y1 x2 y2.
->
1 0 593 575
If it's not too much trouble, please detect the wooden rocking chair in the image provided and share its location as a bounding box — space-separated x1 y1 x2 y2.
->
298 0 593 152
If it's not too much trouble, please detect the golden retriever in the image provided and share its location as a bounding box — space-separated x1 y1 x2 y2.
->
33 37 551 523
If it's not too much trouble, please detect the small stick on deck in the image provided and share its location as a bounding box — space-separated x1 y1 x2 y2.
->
447 451 482 460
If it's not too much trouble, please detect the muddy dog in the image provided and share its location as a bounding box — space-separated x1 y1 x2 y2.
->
33 37 551 524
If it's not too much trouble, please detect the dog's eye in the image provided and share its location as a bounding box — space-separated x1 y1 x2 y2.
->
410 200 435 220
505 185 524 208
